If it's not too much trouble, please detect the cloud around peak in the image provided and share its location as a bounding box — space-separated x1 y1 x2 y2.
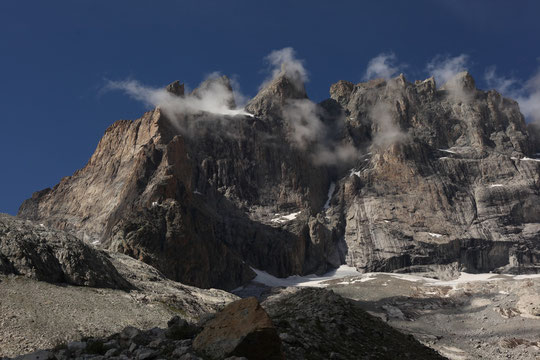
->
426 54 469 87
262 47 308 90
364 52 404 80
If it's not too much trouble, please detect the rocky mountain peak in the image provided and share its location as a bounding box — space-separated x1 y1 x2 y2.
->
245 73 308 117
166 80 185 97
191 74 236 109
440 70 476 92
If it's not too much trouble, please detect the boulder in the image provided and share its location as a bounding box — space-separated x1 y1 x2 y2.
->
193 297 284 360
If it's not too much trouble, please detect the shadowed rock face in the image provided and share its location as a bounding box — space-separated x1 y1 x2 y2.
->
19 72 540 289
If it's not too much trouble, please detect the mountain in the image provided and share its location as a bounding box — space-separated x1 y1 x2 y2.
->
18 71 540 290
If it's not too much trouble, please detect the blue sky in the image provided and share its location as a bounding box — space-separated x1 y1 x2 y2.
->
1 0 539 215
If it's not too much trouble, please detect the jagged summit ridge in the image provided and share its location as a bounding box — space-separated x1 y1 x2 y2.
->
18 71 540 289
245 72 308 117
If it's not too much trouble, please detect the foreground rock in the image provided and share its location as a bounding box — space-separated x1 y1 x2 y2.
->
0 214 130 289
263 288 446 360
0 251 237 358
193 297 284 360
9 289 444 360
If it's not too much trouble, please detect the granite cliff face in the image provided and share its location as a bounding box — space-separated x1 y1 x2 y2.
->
19 71 540 289
328 72 540 275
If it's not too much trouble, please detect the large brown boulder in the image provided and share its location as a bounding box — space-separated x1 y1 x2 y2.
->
193 297 284 360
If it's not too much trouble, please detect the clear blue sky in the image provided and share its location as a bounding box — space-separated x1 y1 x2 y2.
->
1 0 539 215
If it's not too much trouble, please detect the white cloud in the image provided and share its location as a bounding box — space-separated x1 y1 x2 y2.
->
281 98 359 165
518 70 540 124
106 74 251 119
262 47 308 90
484 66 518 95
364 53 403 80
282 99 324 149
426 54 469 86
370 102 407 148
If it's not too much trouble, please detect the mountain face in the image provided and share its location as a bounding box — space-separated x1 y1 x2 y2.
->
18 71 540 290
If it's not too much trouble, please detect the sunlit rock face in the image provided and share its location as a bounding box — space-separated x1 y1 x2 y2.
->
19 72 540 289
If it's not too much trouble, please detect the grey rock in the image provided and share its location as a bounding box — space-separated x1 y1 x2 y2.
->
0 214 131 289
136 348 157 360
104 348 119 357
121 326 141 341
67 341 87 352
103 340 118 350
166 81 184 97
328 73 539 275
172 346 190 357
179 354 202 360
14 350 54 360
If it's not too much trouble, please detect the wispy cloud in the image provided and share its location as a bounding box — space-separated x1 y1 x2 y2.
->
364 52 404 80
370 102 407 148
484 66 518 95
280 98 359 165
262 47 308 90
106 73 251 119
426 54 469 86
484 65 540 124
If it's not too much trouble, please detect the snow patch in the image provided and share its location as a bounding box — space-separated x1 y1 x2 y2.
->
151 201 159 207
511 156 540 162
438 149 457 154
251 265 361 288
39 223 45 227
271 211 302 223
349 169 361 177
193 190 202 195
323 182 336 210
91 240 100 245
428 232 443 238
253 270 540 289
489 184 504 188
335 275 377 285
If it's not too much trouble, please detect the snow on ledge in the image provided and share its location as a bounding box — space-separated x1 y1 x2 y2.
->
271 211 302 223
489 184 504 188
251 268 540 289
349 169 361 177
428 232 443 238
438 149 457 154
251 265 361 287
323 182 336 210
511 156 540 162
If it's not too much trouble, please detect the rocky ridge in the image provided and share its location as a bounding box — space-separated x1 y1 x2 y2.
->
0 214 129 289
18 71 540 290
